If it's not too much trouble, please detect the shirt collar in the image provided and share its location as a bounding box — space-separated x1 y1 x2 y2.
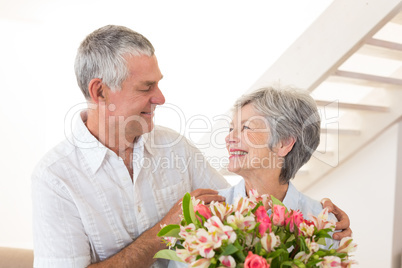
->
69 111 151 174
69 111 109 174
141 131 155 156
282 182 299 209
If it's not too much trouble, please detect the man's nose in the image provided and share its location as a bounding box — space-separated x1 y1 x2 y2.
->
150 86 165 105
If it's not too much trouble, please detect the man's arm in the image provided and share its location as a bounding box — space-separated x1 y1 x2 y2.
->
89 189 225 268
321 198 352 240
88 223 163 268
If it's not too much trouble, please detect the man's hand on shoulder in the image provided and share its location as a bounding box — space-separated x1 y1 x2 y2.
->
321 198 352 240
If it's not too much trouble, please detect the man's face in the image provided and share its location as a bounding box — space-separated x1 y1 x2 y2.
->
103 54 165 138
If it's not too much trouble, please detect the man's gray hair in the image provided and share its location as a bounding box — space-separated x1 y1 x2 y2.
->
233 86 321 184
74 25 155 99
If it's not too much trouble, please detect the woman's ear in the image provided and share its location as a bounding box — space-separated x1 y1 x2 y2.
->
88 78 106 104
277 137 296 157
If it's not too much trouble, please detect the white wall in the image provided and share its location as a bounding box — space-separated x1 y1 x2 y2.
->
304 121 401 268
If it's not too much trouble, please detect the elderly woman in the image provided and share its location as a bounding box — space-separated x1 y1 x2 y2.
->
168 86 350 267
220 86 341 243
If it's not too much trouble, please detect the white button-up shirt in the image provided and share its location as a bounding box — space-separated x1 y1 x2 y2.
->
32 112 230 268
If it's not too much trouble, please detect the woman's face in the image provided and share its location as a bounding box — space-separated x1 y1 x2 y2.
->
225 104 280 176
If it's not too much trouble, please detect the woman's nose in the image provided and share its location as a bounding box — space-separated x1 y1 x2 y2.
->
225 129 240 144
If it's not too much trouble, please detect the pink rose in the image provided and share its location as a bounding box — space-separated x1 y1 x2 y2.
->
258 216 272 236
255 206 272 236
292 210 304 227
244 251 270 268
255 206 268 221
285 210 304 232
272 205 286 226
194 204 212 221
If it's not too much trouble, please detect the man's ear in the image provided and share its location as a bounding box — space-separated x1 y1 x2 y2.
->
88 78 106 104
277 137 296 157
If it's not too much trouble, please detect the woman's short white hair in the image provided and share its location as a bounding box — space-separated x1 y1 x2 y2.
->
233 85 321 183
74 25 155 99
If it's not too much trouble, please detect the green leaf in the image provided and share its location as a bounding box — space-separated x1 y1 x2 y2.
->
153 249 183 262
157 224 181 238
280 260 307 268
315 250 327 257
221 244 239 256
267 248 287 259
251 202 263 214
293 259 306 267
195 211 206 224
299 237 308 252
286 234 295 242
182 192 198 225
306 258 322 266
280 261 295 268
255 241 262 255
233 240 246 261
315 229 332 237
316 237 327 246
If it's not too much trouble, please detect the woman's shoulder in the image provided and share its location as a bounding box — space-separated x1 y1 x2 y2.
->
288 183 339 249
287 183 335 221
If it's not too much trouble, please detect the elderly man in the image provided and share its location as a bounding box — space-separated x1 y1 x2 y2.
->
32 25 351 268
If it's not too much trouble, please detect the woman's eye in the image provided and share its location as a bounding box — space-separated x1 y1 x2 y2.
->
229 126 251 132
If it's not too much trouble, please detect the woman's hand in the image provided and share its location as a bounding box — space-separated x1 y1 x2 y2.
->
321 198 352 240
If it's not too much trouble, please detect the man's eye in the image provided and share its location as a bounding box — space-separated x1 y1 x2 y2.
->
140 86 152 92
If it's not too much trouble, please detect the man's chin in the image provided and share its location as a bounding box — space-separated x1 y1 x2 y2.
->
136 126 153 136
145 122 154 133
123 122 154 138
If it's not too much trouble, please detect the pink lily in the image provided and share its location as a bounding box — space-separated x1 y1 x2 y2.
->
261 232 280 252
219 255 236 268
190 258 211 268
319 256 341 267
337 237 357 254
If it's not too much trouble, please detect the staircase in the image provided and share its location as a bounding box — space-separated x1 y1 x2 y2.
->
200 0 402 191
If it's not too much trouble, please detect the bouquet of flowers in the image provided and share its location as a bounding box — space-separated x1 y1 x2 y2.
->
154 191 357 268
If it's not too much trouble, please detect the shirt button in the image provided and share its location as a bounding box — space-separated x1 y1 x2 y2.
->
137 206 141 213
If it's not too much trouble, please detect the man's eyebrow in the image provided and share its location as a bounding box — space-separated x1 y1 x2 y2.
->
141 75 164 86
